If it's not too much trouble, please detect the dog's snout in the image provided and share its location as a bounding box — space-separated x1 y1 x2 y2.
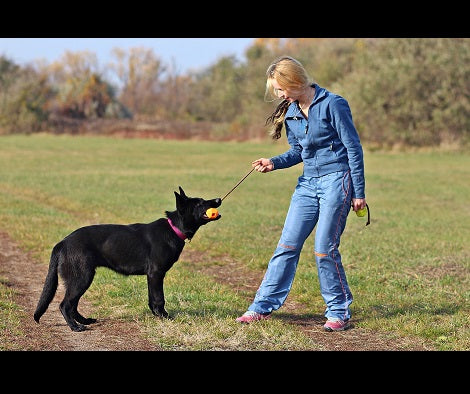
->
214 198 222 207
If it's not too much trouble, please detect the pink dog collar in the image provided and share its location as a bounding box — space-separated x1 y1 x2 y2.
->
167 218 187 240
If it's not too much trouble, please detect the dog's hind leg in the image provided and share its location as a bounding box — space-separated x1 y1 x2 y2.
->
59 260 96 332
60 294 87 332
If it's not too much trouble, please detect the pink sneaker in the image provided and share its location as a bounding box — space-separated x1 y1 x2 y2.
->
236 311 271 323
323 319 351 332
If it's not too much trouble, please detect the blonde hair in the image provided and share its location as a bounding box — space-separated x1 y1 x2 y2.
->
264 56 313 139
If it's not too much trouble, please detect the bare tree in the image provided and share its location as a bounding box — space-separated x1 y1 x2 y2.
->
109 47 166 117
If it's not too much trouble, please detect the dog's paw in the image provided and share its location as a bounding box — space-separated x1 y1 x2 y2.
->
75 316 97 325
152 307 169 319
70 324 87 332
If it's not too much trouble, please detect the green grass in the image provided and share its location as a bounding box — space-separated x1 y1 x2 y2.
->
0 275 24 350
0 134 468 350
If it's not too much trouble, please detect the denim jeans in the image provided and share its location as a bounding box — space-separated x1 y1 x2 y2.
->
248 170 354 321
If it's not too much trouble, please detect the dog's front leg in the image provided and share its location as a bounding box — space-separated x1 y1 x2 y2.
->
147 272 169 318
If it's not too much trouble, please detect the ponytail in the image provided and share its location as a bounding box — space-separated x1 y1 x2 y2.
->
265 99 289 140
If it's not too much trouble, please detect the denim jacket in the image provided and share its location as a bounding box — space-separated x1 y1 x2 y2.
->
270 84 365 199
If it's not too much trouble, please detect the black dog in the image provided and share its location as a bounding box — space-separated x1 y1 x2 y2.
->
33 187 221 332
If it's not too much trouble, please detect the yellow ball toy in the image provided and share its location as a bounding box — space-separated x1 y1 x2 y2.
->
206 208 219 219
356 207 367 217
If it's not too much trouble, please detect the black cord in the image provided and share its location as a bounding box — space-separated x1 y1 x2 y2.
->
221 167 255 201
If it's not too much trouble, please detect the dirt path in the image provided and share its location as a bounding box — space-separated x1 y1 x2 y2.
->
0 231 157 351
0 231 434 351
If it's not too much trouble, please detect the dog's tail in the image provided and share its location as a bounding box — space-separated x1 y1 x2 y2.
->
33 242 62 323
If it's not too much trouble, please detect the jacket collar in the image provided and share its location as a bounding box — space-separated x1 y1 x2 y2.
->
285 83 325 118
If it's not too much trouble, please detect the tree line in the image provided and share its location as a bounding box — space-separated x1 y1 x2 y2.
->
1 38 468 148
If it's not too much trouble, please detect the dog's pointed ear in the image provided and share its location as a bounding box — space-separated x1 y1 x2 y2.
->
174 190 184 212
178 186 188 199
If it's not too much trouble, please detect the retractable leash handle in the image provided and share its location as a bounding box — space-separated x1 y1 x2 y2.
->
221 167 255 201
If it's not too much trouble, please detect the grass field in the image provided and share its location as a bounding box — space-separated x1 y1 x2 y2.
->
0 134 469 350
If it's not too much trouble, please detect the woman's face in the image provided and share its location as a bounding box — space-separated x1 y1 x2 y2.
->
271 78 299 103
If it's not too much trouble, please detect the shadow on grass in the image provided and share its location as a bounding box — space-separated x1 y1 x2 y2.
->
272 312 331 329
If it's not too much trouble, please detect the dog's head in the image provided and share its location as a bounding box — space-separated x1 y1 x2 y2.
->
174 186 222 226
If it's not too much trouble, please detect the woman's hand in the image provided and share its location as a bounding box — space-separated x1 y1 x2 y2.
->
351 198 366 212
252 158 274 173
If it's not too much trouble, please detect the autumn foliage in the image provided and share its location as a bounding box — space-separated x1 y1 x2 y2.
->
1 38 469 148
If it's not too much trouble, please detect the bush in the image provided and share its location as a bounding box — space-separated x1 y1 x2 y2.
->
333 38 470 148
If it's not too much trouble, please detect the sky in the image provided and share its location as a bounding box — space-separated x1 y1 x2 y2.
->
0 38 256 74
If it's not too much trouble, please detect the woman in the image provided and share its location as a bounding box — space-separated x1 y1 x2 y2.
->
236 56 366 331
